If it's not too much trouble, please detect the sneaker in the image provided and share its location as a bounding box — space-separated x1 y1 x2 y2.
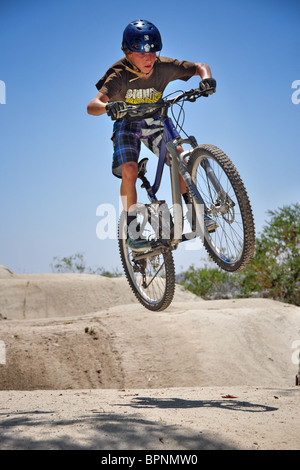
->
204 215 219 232
126 236 153 252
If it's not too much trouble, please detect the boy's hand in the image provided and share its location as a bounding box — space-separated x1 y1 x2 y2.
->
106 101 128 120
200 78 216 96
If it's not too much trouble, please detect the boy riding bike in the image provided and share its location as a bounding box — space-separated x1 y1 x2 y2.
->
87 19 217 252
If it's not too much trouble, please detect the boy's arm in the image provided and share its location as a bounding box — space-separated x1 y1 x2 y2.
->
87 92 128 120
194 62 212 79
87 91 109 116
194 62 216 95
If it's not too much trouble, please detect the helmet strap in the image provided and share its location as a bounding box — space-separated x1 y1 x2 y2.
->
124 53 154 82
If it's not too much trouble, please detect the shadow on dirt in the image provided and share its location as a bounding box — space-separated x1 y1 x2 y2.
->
0 409 234 450
119 396 278 413
0 396 278 450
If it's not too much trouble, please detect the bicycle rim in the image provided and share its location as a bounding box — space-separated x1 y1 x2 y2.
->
118 208 175 311
187 144 255 272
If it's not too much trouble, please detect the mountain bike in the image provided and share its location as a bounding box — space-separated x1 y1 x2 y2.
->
118 87 255 311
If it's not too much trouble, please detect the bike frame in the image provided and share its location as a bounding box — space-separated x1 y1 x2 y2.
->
138 115 207 245
119 88 255 305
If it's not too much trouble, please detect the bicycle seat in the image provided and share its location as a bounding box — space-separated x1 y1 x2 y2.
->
138 158 149 176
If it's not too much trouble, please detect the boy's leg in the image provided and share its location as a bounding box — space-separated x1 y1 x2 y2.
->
120 162 138 212
120 161 152 252
111 121 153 251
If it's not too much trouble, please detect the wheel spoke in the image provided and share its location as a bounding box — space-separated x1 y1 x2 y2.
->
188 145 255 272
118 208 175 311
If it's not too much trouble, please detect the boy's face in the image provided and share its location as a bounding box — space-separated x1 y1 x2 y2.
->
127 52 157 74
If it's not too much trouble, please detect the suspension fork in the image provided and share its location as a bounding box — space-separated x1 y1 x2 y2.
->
201 158 223 194
201 158 235 210
166 140 210 215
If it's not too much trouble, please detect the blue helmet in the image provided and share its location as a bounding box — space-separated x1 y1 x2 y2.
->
122 19 162 53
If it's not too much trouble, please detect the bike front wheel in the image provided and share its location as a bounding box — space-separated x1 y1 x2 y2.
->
187 144 255 272
118 206 175 311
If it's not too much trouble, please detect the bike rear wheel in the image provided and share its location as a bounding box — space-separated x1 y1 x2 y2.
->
187 144 255 272
118 206 175 311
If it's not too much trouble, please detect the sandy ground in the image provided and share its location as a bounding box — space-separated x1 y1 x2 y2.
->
0 265 300 450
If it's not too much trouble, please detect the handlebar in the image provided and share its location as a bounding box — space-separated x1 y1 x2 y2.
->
126 86 215 118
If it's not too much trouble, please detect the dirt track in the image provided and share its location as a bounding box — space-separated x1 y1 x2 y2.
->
0 266 300 450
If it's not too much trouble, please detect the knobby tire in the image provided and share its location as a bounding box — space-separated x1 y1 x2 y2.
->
118 210 175 311
187 144 255 272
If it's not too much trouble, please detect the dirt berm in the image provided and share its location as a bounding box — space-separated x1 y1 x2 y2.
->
0 265 299 450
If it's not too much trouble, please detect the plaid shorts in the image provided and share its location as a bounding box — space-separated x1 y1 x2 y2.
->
111 117 179 178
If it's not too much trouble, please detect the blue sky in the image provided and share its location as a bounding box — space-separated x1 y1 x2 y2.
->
0 0 299 274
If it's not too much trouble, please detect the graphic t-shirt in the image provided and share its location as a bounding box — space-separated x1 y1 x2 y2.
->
96 56 196 105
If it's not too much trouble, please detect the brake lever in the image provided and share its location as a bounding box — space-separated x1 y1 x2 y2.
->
185 87 215 101
182 88 200 102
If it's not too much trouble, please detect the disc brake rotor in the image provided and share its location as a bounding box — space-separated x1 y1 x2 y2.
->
211 191 236 224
